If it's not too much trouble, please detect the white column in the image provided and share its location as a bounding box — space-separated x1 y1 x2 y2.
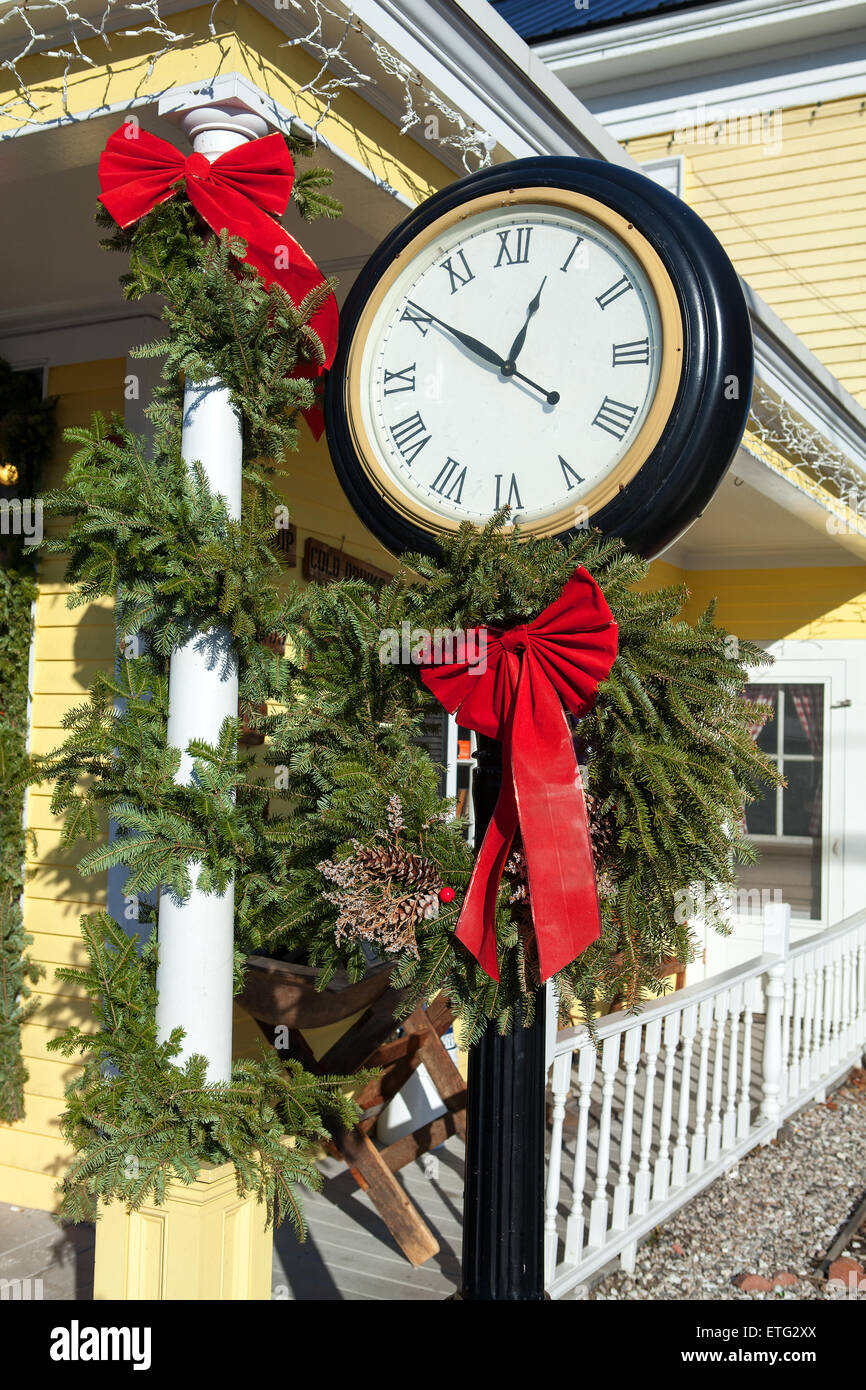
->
155 102 270 1083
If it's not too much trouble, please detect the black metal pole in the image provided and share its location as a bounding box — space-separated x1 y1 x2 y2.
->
458 734 547 1300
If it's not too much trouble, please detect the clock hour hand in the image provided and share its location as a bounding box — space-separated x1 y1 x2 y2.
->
503 276 546 373
422 305 560 405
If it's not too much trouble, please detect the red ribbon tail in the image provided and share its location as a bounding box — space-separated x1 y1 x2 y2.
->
454 771 519 983
512 666 601 982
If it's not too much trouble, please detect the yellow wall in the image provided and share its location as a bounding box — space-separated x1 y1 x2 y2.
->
643 557 866 640
0 359 124 1211
628 95 866 404
0 4 451 205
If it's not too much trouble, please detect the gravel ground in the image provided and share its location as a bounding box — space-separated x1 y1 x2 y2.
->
590 1067 866 1301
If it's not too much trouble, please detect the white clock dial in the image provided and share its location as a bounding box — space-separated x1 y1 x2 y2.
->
358 203 665 527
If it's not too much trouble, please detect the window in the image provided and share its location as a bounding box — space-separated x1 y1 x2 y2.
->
738 683 824 920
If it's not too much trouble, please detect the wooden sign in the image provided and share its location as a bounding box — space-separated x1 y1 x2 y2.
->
303 537 392 587
274 520 297 566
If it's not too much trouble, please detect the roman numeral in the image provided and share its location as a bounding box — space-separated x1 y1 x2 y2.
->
560 236 584 272
400 300 434 336
383 363 416 394
592 396 639 441
431 457 467 504
390 412 431 465
596 276 633 309
558 456 584 491
494 473 524 510
494 227 533 267
612 338 650 366
440 250 475 295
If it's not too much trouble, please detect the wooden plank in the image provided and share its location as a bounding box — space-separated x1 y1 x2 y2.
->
331 1125 439 1267
381 1114 459 1173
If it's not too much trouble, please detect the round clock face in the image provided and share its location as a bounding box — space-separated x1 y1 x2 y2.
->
326 159 753 558
344 187 682 540
358 199 676 530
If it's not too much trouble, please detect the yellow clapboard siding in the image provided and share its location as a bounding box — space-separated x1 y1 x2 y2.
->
0 1166 64 1212
21 897 96 938
20 1021 95 1064
630 92 866 405
679 568 866 640
33 625 116 662
28 933 89 968
32 659 110 695
4 1095 66 1139
16 1057 80 1102
22 866 105 902
29 966 89 1004
35 593 114 626
0 1127 76 1176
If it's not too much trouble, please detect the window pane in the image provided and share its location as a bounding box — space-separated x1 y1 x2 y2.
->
783 684 823 756
737 843 821 920
744 783 777 836
783 761 823 838
745 685 777 753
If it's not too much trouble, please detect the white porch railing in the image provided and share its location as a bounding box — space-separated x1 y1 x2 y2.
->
543 903 866 1300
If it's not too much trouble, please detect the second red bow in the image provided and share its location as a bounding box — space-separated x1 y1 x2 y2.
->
421 567 618 983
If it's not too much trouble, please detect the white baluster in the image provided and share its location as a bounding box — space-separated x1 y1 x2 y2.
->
588 1035 620 1248
842 941 854 1058
723 984 742 1151
544 1050 572 1284
779 963 793 1108
803 954 817 1085
613 1027 641 1232
690 997 715 1175
818 947 832 1081
738 977 756 1138
564 1041 596 1268
672 1005 697 1188
761 901 789 1132
705 990 729 1163
761 965 786 1131
830 945 843 1069
652 1012 681 1203
633 1018 662 1216
857 934 866 1046
788 958 805 1101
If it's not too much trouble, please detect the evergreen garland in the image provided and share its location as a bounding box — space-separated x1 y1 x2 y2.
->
0 357 55 1122
0 566 40 1122
47 914 363 1228
29 136 368 1225
31 133 780 1204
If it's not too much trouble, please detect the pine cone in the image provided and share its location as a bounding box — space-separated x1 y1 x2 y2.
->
353 845 442 891
584 791 618 862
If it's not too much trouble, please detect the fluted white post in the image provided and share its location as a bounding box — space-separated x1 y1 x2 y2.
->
155 102 270 1083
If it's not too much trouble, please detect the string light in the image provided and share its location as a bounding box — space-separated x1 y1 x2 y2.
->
0 0 495 170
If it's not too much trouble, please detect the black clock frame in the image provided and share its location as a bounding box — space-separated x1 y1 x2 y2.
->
324 157 754 560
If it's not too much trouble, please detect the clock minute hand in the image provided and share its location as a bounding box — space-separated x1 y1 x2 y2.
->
504 276 547 372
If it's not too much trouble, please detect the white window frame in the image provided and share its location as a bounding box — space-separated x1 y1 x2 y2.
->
737 651 847 934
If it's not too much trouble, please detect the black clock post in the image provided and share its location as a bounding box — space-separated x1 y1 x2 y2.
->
458 735 547 1302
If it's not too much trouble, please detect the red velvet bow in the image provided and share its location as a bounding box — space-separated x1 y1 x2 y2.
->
98 126 338 400
421 567 618 983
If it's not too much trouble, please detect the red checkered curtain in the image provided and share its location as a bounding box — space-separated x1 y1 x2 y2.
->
790 685 824 836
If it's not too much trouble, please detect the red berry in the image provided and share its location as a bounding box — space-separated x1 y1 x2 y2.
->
439 886 456 904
